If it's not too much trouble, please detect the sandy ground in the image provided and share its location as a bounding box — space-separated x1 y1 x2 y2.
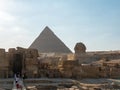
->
79 78 120 89
0 78 120 90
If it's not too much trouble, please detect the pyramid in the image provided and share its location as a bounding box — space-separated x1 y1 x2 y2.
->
29 26 72 53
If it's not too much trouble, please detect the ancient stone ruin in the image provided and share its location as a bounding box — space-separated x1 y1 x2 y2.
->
0 26 120 80
74 42 86 54
0 42 120 79
0 27 120 90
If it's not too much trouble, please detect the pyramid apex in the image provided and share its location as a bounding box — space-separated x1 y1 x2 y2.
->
45 26 49 28
41 26 53 35
44 26 51 31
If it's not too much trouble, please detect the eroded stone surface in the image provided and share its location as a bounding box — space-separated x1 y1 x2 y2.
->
0 43 120 79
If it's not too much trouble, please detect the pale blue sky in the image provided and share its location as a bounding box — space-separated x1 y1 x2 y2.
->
0 0 120 52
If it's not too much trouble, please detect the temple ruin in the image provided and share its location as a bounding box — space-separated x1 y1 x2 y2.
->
0 26 120 80
0 26 120 89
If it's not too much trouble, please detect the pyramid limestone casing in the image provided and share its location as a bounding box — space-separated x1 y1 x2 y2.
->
29 26 72 54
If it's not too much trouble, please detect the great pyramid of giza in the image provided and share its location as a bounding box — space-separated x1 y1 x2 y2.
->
29 26 72 53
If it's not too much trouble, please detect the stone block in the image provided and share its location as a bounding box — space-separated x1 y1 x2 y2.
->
25 49 38 58
8 48 16 53
26 65 38 71
25 58 38 65
0 48 5 57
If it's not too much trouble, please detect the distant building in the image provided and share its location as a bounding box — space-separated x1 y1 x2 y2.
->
29 26 72 54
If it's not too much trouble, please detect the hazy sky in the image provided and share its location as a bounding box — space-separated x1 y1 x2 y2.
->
0 0 120 52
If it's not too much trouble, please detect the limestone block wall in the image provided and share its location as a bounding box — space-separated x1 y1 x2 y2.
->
75 54 99 64
20 48 39 78
75 52 120 64
0 49 8 67
110 67 120 78
60 60 77 78
58 60 101 79
25 58 38 78
37 57 61 78
25 49 38 59
0 49 9 78
1 46 120 79
98 53 120 60
57 58 120 79
0 47 39 78
79 65 99 78
0 49 5 57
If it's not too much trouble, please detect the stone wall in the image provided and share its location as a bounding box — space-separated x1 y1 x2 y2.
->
59 60 120 79
0 49 8 67
0 49 9 78
58 60 100 79
75 52 120 64
0 46 120 79
0 47 39 78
